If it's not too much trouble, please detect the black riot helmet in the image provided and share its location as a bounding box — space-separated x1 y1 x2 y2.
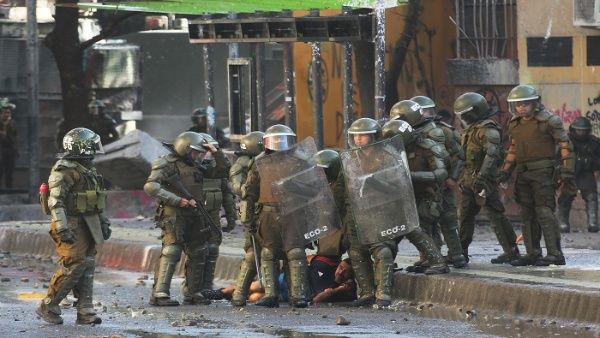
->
453 92 490 126
347 118 381 148
570 116 592 141
410 95 436 119
381 119 415 146
62 127 104 160
314 149 341 182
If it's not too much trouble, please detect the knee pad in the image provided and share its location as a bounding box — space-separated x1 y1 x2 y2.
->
207 244 219 258
286 248 306 262
348 247 370 263
162 244 183 260
187 245 207 260
373 246 394 263
261 247 275 261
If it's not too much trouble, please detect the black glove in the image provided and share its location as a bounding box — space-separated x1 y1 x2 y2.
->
57 228 75 244
222 219 236 233
496 170 510 185
472 177 486 194
101 221 112 240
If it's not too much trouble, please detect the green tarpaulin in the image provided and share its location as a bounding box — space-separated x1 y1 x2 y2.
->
74 0 403 15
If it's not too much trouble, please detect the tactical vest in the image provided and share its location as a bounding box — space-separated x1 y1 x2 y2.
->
203 177 223 212
173 160 205 202
510 117 556 163
462 120 500 175
65 163 106 216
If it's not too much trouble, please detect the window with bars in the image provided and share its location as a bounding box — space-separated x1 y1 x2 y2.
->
453 0 517 59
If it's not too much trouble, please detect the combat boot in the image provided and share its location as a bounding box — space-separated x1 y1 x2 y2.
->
535 254 566 266
76 308 102 325
36 300 63 325
491 246 520 264
149 294 180 306
349 295 375 307
183 292 212 305
510 254 541 266
255 296 279 308
448 254 468 268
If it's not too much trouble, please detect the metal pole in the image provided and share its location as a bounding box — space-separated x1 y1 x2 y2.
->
342 6 354 149
374 1 386 121
255 43 266 131
202 15 216 137
282 10 296 131
310 9 323 149
26 0 39 202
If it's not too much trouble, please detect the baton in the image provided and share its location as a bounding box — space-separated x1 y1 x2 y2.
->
250 232 262 287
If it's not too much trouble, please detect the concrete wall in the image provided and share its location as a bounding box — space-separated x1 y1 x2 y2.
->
516 0 600 134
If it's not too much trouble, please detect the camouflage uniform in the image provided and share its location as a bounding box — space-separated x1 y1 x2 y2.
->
240 125 309 308
230 131 264 306
454 93 519 264
501 85 573 266
37 128 109 325
558 117 600 233
144 132 227 305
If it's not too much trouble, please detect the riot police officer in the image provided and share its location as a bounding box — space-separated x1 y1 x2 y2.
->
189 107 230 148
144 131 225 306
314 149 348 259
241 125 310 308
500 85 574 266
390 100 466 268
230 131 265 306
194 133 237 297
454 92 519 264
411 96 466 267
558 116 600 233
37 128 110 325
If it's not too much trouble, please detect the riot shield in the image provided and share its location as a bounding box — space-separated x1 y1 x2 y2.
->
341 135 419 245
255 137 341 249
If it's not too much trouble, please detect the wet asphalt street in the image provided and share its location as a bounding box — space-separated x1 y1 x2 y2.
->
0 254 598 338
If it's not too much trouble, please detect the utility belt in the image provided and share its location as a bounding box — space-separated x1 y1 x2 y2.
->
66 190 106 215
516 159 556 172
203 190 223 211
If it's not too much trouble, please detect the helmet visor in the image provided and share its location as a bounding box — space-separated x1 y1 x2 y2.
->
85 134 104 155
509 100 536 117
348 132 375 148
264 135 295 151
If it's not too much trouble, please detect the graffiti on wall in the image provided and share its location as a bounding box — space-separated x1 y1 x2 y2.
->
551 92 600 137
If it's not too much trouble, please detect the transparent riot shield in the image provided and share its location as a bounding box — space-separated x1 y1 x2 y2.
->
341 135 419 245
255 137 341 249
